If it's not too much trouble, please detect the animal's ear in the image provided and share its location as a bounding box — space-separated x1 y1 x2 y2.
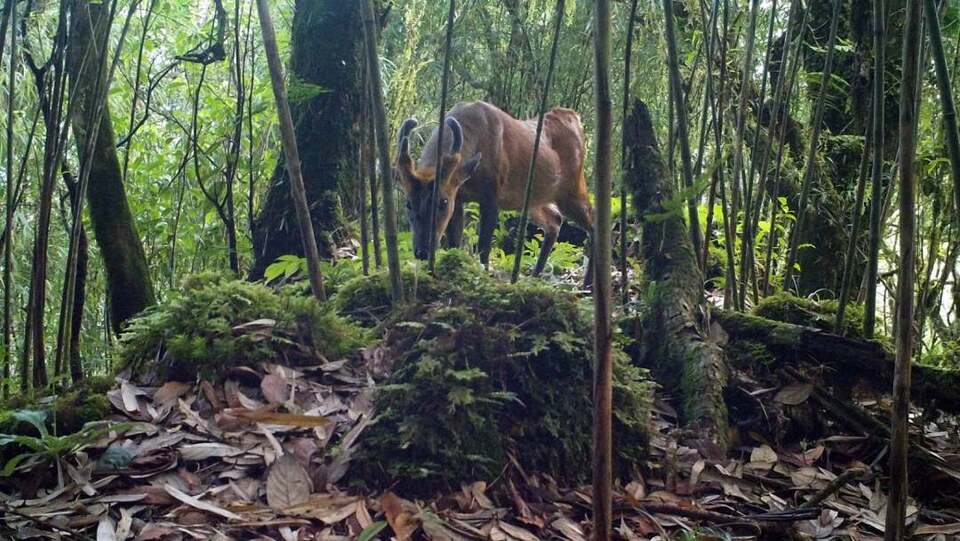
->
459 152 482 183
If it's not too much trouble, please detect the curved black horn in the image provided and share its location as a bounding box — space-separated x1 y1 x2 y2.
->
445 117 463 155
396 117 418 159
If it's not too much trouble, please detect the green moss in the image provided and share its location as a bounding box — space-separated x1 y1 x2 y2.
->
753 292 867 340
118 272 366 381
334 267 441 326
0 376 116 437
352 265 652 493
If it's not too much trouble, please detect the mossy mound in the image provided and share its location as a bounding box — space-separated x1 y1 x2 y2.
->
334 267 441 326
350 250 652 493
753 292 866 340
117 272 366 382
0 376 114 437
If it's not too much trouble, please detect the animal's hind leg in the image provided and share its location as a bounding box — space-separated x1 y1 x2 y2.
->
531 205 562 277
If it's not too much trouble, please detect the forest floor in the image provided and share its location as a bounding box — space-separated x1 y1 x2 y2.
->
2 343 960 541
1 251 959 540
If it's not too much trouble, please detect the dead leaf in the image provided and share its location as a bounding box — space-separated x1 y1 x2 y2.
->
164 484 242 521
179 443 244 461
223 408 332 429
261 374 290 404
493 521 540 541
381 491 419 541
97 515 117 541
153 382 191 407
266 454 313 509
775 383 813 405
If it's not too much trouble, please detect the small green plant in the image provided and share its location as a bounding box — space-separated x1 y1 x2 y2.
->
0 410 122 478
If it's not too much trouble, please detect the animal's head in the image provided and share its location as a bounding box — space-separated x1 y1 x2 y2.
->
394 117 482 260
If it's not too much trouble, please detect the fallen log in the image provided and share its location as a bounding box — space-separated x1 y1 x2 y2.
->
625 99 729 452
714 310 960 413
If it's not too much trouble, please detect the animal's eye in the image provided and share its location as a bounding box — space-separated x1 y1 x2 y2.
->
440 199 448 209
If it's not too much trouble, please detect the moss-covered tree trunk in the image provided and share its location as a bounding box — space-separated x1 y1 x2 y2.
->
625 99 730 452
68 0 155 331
249 0 363 279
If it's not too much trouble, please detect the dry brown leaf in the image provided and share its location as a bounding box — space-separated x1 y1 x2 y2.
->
381 491 419 541
774 383 813 405
266 454 313 510
153 382 191 407
261 374 290 405
223 408 332 429
179 443 244 461
551 516 586 541
164 484 242 521
492 521 540 541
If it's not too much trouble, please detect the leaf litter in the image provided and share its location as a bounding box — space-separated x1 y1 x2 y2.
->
1 333 959 540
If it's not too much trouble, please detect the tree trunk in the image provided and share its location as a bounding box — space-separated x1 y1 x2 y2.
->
625 99 729 453
68 0 155 332
249 0 363 280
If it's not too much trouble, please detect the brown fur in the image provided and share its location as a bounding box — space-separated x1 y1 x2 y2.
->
396 100 593 278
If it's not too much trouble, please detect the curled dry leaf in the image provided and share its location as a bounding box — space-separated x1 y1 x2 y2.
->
260 373 291 405
266 454 314 510
381 491 419 541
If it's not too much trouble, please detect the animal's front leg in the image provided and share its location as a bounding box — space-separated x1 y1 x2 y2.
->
444 199 464 248
478 197 499 267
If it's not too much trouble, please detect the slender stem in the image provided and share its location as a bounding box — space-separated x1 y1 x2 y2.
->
362 0 402 300
835 118 873 334
783 0 841 291
737 0 778 308
3 0 16 397
662 0 704 263
255 0 326 301
619 0 639 304
428 0 455 273
511 0 564 284
884 0 921 538
727 0 760 309
864 0 886 338
591 0 613 538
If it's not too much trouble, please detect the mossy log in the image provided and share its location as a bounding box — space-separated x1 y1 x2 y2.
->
714 310 960 413
624 99 730 452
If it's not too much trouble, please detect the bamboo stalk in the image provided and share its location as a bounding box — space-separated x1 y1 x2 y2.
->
864 0 886 338
361 0 402 300
255 0 326 301
511 0 564 284
591 0 613 538
662 0 704 263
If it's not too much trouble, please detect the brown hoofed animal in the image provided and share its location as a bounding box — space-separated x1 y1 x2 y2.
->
394 100 594 282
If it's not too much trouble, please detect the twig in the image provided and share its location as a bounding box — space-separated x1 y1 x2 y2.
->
800 468 865 509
